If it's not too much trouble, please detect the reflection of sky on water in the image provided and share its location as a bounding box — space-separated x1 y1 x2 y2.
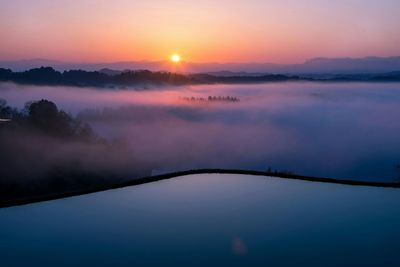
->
1 174 400 266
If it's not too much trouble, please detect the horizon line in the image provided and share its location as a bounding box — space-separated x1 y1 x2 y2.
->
1 55 400 66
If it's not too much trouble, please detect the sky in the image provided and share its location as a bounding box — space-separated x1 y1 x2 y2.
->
1 0 400 63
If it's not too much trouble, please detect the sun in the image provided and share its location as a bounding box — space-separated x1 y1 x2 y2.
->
170 54 181 63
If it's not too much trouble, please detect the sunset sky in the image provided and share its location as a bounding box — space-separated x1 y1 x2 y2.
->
1 0 399 63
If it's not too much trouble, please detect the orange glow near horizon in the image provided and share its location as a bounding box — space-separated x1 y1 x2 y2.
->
1 1 400 63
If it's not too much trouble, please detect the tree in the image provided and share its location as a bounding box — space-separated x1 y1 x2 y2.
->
26 99 94 139
0 98 18 119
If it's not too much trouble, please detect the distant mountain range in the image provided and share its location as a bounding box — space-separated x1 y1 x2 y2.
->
1 56 400 74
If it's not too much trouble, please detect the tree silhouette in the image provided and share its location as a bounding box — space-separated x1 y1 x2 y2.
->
0 98 18 119
27 100 74 137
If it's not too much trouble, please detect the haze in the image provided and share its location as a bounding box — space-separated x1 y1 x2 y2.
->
2 82 400 181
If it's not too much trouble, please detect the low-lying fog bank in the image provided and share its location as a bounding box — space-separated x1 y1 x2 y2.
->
1 81 400 191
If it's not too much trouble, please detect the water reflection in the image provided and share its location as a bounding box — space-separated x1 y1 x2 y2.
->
0 174 399 266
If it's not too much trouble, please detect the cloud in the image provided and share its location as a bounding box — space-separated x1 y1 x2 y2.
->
1 81 400 182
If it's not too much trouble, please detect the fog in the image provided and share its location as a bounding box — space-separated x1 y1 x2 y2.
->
2 81 400 181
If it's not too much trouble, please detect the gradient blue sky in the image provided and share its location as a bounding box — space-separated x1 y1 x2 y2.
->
1 0 399 63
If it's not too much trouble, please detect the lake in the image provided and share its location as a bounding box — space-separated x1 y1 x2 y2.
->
1 173 400 266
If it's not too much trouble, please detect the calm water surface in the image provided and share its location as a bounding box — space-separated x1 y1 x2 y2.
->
1 174 400 266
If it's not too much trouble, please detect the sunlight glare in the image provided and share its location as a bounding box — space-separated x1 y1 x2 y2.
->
171 54 181 63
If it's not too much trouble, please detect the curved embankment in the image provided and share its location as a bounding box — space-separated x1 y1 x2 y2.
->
1 169 399 209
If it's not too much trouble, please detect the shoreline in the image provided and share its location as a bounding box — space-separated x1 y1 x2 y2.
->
1 169 399 209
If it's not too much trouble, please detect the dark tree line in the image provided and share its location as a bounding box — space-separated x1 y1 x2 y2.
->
181 96 240 102
2 67 399 87
0 67 196 87
0 67 301 87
